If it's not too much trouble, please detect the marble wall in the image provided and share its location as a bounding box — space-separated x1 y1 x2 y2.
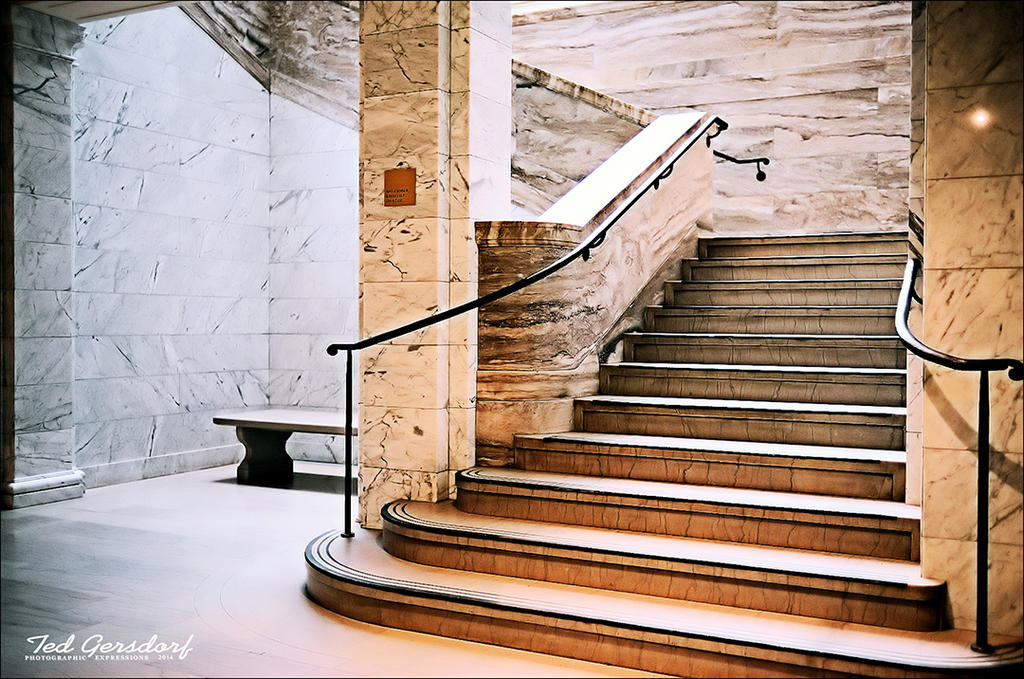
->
70 8 271 487
7 7 84 507
920 0 1022 638
268 93 358 463
7 4 362 502
512 1 912 236
511 60 652 216
357 0 511 529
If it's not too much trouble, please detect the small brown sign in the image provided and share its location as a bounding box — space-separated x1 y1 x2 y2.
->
384 167 416 206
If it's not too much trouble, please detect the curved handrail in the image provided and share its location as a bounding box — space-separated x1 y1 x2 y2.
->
896 250 1022 655
326 114 728 355
897 256 1024 379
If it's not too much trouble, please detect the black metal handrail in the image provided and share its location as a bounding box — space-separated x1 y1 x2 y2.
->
896 251 1023 654
712 150 770 181
326 114 741 537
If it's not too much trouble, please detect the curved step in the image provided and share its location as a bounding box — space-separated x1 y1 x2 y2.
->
665 278 902 307
455 467 920 559
683 253 907 281
574 394 906 450
622 332 906 368
307 530 1022 678
644 305 897 334
513 431 906 500
599 362 906 406
698 232 910 258
382 500 944 631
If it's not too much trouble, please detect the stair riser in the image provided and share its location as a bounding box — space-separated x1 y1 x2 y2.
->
685 262 906 281
599 369 905 406
306 563 934 678
699 240 908 258
575 403 905 450
667 286 899 307
623 338 907 369
455 489 918 560
515 443 905 501
382 529 941 631
645 311 896 335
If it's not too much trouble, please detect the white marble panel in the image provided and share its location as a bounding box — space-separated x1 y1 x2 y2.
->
268 370 348 409
269 262 355 298
75 334 176 379
14 145 71 199
15 383 72 432
74 161 145 211
358 465 446 529
270 150 358 191
14 338 72 386
153 411 240 452
181 219 271 263
359 406 449 472
73 250 267 297
269 224 355 264
270 99 358 155
14 430 74 478
179 141 269 191
269 298 357 335
927 1 1023 90
15 290 72 338
72 72 133 125
74 375 181 424
177 68 268 118
74 293 268 336
12 47 72 107
13 97 70 151
269 188 357 227
14 242 70 291
136 172 268 226
926 82 1023 181
269 335 347 371
76 205 179 254
169 334 269 374
75 38 180 95
925 176 1023 270
15 194 72 245
180 370 270 412
75 119 179 173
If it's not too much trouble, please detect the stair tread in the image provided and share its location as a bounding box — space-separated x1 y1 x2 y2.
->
579 393 906 416
652 304 896 310
670 278 903 285
459 467 919 520
692 253 906 263
516 431 907 463
311 530 1019 672
609 362 905 375
702 231 909 242
624 331 901 339
388 500 938 586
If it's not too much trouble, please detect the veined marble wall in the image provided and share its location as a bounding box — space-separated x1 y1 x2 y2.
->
7 7 84 507
920 1 1023 638
513 1 912 235
7 4 361 501
268 93 358 463
71 9 271 487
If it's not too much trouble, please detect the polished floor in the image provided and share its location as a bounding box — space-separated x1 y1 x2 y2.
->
0 462 655 678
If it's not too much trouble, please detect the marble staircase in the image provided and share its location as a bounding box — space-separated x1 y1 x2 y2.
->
306 231 1023 676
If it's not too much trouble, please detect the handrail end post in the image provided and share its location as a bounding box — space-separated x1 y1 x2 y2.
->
342 348 355 538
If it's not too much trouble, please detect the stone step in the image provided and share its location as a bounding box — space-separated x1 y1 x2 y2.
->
514 431 907 500
599 362 906 406
644 305 897 335
622 332 907 368
683 254 907 281
665 278 902 307
382 500 944 630
307 530 1022 678
454 467 919 559
574 394 906 450
698 232 909 258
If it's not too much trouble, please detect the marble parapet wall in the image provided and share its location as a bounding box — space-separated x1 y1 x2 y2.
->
511 59 654 216
476 112 713 465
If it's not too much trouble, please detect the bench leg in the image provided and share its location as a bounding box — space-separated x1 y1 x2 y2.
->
235 427 294 486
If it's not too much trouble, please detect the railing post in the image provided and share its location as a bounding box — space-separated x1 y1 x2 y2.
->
342 348 354 538
972 369 992 653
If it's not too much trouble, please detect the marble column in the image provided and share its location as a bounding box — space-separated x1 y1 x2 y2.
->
3 7 84 508
921 1 1022 638
357 1 510 528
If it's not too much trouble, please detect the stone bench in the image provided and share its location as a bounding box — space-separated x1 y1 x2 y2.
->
213 407 356 486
